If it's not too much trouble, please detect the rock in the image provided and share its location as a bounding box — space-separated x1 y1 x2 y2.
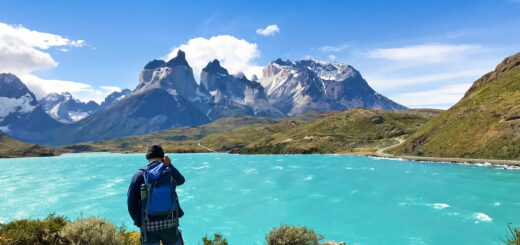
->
321 241 346 245
370 115 384 124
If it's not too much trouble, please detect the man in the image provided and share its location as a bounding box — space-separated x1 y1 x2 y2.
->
127 144 185 245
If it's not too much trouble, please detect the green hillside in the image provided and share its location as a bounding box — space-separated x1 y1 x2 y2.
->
64 109 439 154
200 108 439 154
0 132 61 158
61 114 297 153
391 52 520 159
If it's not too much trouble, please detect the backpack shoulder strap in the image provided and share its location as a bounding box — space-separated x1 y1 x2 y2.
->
142 165 152 185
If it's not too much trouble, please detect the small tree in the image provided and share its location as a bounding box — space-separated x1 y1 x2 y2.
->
202 233 228 245
266 224 324 245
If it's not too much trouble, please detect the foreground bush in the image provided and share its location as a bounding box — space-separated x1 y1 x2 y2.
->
0 214 68 245
203 232 228 245
266 224 324 245
60 217 126 245
0 215 139 245
505 224 520 245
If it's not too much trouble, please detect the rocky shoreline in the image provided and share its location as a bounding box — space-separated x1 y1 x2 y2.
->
368 154 520 168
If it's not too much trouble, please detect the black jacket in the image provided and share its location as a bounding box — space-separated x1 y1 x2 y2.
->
127 161 185 227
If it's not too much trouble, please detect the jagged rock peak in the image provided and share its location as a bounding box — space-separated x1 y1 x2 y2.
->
0 73 23 85
0 73 33 98
143 50 190 70
202 59 229 75
166 49 189 67
144 59 166 70
234 72 246 79
272 58 293 66
100 89 131 108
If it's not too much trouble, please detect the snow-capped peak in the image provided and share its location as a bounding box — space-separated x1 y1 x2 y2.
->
264 58 358 82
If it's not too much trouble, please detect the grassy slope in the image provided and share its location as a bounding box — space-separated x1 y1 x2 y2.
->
392 53 520 159
62 109 437 154
201 108 439 154
61 114 295 153
0 108 437 158
0 132 61 158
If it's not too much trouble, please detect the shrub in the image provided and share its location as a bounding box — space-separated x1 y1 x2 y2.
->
119 230 140 245
202 233 228 245
117 223 141 245
505 223 520 245
60 217 126 245
266 224 324 245
0 213 69 245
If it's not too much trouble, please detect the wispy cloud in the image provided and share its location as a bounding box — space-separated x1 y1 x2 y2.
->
318 44 349 52
390 83 472 108
365 43 482 63
366 69 488 89
167 35 263 80
256 24 280 36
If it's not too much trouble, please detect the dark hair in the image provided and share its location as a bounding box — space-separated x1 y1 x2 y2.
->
146 144 164 160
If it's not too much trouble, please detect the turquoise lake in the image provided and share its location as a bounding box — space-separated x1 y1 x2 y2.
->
0 153 519 244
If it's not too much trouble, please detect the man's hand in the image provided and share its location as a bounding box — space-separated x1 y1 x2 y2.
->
163 155 172 165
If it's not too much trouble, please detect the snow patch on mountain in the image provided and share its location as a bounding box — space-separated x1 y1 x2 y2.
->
0 94 36 120
68 111 89 121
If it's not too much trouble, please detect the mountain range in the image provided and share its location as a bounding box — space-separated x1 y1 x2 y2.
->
0 50 405 146
39 92 100 123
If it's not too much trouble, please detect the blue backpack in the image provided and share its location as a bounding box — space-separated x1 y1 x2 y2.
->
142 162 179 218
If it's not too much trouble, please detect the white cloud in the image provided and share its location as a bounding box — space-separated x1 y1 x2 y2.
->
365 43 482 63
366 69 487 90
0 23 85 74
0 22 117 103
20 74 119 103
256 24 280 36
318 44 349 52
100 86 122 93
328 54 337 60
167 35 263 80
390 83 472 108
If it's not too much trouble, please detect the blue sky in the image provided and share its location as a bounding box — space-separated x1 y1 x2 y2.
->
1 0 519 107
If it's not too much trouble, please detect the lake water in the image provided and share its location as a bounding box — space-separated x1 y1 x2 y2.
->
0 153 519 244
